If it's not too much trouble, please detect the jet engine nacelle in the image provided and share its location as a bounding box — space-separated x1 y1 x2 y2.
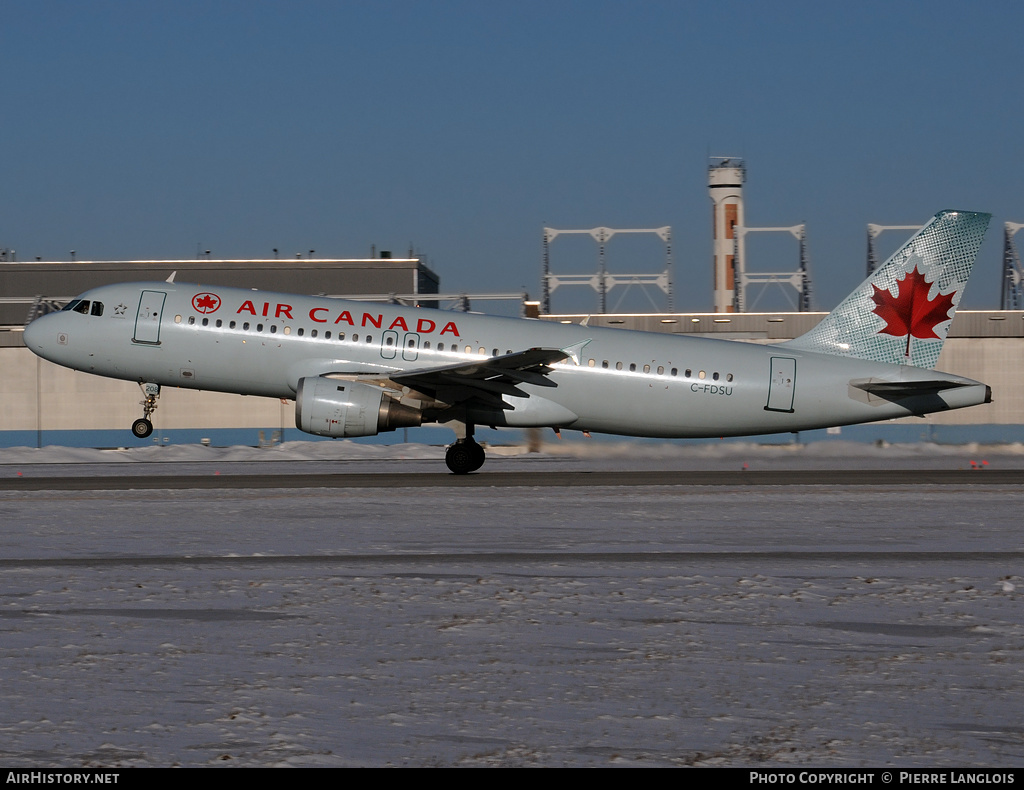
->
295 377 421 438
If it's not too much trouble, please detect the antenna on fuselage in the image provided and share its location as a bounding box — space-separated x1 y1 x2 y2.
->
166 271 177 283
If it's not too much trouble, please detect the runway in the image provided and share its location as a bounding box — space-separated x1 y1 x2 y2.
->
3 550 1024 577
3 467 1024 490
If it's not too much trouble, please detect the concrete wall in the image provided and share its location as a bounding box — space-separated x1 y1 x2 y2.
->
923 338 1024 424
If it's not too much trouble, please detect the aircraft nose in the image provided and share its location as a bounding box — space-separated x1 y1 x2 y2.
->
23 313 58 359
23 316 42 349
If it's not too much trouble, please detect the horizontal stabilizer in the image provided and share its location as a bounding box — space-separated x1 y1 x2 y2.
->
849 376 991 410
851 379 973 399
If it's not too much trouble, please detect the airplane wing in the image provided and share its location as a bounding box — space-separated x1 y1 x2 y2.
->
389 347 570 409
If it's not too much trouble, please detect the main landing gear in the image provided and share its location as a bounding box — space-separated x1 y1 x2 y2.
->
445 423 485 475
132 382 161 439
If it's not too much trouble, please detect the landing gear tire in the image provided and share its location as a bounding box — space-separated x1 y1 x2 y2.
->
468 441 485 472
132 418 154 439
446 440 485 475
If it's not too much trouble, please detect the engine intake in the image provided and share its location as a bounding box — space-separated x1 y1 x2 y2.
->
295 377 421 438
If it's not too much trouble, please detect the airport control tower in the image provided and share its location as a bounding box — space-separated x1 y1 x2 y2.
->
708 157 746 312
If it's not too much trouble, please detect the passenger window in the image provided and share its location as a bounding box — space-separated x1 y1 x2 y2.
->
386 336 394 346
283 326 290 335
615 362 623 371
243 322 250 331
324 330 330 339
174 315 182 324
423 341 431 350
257 323 264 332
602 360 609 369
297 327 304 336
271 325 278 334
588 359 595 367
629 363 636 372
202 318 209 327
685 369 692 378
657 366 664 375
365 335 372 343
643 364 650 374
713 372 719 381
311 329 318 338
698 370 706 379
492 348 499 356
353 334 359 342
727 373 734 382
188 316 195 325
216 319 223 328
671 368 678 376
337 332 345 341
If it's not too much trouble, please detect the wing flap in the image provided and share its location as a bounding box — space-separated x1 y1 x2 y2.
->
390 347 571 407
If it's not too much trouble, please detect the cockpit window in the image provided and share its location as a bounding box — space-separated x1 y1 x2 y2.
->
61 299 103 315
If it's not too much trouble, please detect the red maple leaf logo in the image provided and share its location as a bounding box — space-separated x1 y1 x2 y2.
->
871 267 955 356
192 293 221 314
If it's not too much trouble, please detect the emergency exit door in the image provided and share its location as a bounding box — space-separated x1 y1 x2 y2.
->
134 290 166 344
765 356 796 413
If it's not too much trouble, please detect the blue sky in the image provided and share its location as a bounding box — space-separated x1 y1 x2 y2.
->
2 0 1022 312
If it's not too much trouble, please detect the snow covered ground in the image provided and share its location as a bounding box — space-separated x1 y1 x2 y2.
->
1 441 1022 766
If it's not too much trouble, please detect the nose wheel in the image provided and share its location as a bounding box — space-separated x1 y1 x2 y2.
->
132 382 161 440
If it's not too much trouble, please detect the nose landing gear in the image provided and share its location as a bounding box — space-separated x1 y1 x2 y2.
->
132 383 161 439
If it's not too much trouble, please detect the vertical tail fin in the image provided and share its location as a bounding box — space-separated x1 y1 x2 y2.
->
785 209 991 369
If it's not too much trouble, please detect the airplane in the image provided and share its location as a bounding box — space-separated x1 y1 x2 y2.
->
22 209 992 474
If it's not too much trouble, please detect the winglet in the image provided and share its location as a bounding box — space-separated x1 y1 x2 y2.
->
784 210 990 369
560 338 592 366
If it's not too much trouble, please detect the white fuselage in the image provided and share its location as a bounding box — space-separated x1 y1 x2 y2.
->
23 281 989 439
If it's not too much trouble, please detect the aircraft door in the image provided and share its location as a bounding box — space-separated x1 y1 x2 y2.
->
381 330 399 359
765 356 796 413
402 333 420 361
133 290 167 345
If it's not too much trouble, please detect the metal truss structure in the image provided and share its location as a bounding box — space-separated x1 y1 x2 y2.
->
541 226 673 314
731 224 813 313
1002 222 1024 310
